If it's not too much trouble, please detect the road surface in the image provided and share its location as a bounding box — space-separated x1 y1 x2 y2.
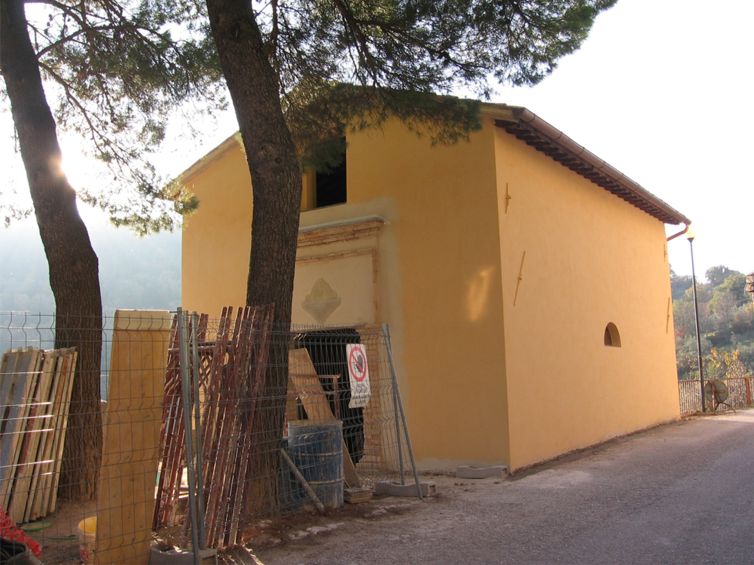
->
257 410 754 564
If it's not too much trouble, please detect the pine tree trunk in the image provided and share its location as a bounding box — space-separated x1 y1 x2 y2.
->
205 0 302 515
1 0 103 501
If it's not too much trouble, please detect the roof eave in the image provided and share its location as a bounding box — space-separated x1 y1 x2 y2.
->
486 105 690 226
175 132 243 187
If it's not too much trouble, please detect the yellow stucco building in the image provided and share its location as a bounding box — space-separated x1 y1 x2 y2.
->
179 103 689 472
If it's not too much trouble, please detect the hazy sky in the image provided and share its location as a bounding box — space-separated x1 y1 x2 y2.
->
3 0 752 280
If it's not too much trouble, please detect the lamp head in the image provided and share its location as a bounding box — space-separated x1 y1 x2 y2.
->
686 226 696 242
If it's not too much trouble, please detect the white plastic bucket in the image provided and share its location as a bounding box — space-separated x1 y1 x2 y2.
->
77 516 96 564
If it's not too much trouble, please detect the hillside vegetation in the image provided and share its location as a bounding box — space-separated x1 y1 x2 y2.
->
0 223 180 315
672 266 754 380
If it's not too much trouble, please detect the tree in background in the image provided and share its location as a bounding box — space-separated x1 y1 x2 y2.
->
706 348 748 381
672 265 754 381
705 265 737 287
1 0 221 500
670 267 692 300
202 0 616 509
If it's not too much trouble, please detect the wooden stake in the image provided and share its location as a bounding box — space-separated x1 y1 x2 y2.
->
513 251 526 307
46 349 76 515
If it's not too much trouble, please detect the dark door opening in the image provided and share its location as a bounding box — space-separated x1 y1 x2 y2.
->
292 328 365 464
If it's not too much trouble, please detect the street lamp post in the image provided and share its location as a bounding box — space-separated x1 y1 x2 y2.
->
687 229 705 413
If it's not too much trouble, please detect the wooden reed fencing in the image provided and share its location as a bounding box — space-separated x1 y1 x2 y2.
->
154 305 274 548
0 347 77 524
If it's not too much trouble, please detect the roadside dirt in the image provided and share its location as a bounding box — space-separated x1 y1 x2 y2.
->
24 499 95 564
252 474 500 563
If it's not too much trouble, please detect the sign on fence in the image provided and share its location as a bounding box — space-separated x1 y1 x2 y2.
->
347 344 371 408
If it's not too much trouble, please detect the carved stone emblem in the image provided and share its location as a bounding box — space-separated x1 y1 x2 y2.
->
302 278 342 323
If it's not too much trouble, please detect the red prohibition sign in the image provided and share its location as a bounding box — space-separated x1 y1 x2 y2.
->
349 347 368 382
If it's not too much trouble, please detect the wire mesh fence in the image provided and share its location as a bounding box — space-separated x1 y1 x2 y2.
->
0 309 416 564
678 376 754 415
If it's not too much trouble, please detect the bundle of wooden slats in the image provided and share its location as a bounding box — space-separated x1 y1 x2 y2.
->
153 314 201 529
154 305 274 549
0 347 77 524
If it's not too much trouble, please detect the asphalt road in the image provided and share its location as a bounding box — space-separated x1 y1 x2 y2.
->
257 410 754 564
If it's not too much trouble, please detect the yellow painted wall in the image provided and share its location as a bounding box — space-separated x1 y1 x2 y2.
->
182 141 251 315
493 128 680 471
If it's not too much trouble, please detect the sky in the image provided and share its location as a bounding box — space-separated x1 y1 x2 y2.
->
2 0 752 281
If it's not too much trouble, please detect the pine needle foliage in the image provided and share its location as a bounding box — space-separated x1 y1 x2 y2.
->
252 0 617 162
2 0 225 233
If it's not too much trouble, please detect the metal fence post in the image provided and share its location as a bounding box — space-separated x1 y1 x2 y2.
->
383 328 405 485
177 308 200 564
381 324 423 500
190 313 206 550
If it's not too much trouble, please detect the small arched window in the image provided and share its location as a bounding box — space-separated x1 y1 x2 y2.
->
604 323 621 347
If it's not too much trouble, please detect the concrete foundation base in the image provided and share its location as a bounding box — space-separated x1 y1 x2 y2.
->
455 465 507 479
374 481 437 498
149 546 217 564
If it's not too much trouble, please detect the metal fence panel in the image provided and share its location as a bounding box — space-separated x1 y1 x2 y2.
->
678 376 753 415
0 309 416 564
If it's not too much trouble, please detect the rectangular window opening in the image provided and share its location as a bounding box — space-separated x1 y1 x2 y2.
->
315 145 347 208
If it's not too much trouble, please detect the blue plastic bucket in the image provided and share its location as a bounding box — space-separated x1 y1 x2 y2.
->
287 420 344 509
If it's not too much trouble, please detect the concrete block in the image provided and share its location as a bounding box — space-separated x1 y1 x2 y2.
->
149 546 217 564
455 465 507 479
345 487 373 503
374 480 436 498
